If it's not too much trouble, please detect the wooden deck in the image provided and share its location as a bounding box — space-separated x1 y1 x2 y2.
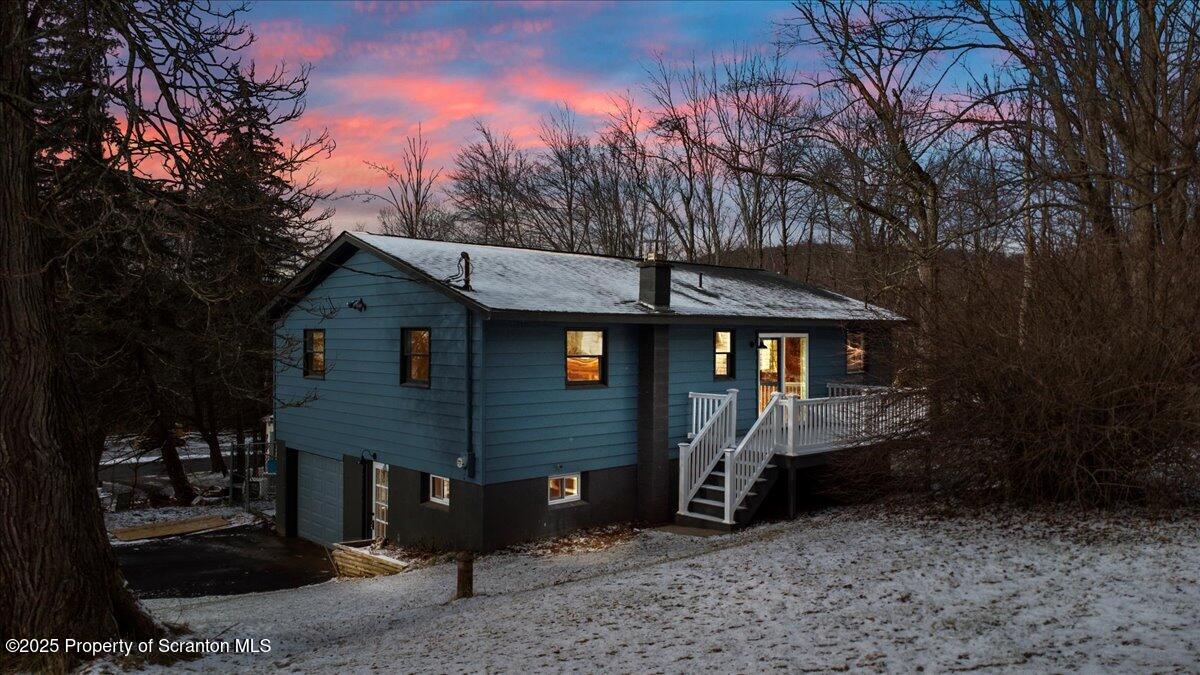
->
679 385 924 524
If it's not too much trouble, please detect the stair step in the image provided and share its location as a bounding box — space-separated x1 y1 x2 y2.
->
710 471 767 483
691 497 747 510
699 484 724 494
677 510 728 524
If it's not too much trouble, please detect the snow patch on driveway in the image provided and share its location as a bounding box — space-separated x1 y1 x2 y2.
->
138 504 1200 672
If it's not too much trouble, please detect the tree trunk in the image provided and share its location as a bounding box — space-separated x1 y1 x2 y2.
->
155 427 196 505
0 3 162 669
200 393 227 476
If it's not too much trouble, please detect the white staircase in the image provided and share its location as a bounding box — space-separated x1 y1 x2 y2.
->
678 390 786 525
678 385 921 526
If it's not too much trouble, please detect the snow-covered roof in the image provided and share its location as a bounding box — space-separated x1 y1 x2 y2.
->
341 233 901 323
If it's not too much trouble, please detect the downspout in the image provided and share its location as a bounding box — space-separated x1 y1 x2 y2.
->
465 305 476 479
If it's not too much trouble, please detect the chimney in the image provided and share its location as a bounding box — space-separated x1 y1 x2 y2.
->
638 252 672 311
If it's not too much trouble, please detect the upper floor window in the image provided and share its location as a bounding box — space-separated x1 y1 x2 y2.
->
714 330 735 379
303 329 325 378
847 331 866 374
402 328 431 386
565 329 606 386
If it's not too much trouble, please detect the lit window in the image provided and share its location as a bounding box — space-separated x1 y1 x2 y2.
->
548 473 581 504
402 328 431 386
565 330 606 386
429 474 450 505
847 331 866 374
372 462 389 539
714 330 735 379
303 329 325 378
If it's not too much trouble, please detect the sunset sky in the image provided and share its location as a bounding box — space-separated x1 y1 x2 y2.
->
241 0 794 230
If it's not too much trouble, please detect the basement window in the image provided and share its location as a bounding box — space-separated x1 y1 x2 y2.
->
429 474 450 506
714 330 735 379
303 329 325 379
847 331 866 374
402 328 431 387
372 462 389 540
565 329 607 386
548 473 581 505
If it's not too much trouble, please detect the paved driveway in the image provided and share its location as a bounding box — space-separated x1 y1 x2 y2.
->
116 524 335 599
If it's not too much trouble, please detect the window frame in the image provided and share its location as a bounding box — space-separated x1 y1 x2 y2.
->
846 331 866 374
564 328 608 388
303 329 326 379
429 474 450 506
713 329 736 380
401 327 432 388
547 472 582 505
372 461 389 540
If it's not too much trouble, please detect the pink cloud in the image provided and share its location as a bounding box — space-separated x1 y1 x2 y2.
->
332 74 500 128
502 68 617 117
251 20 342 64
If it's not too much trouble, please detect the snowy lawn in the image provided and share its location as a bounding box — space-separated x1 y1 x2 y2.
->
137 503 1200 672
105 502 271 545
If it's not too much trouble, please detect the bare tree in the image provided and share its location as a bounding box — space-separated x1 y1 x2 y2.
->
359 125 452 240
448 121 531 246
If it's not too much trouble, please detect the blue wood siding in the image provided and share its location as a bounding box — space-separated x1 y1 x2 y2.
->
481 321 851 483
274 249 485 483
667 325 850 448
482 321 638 484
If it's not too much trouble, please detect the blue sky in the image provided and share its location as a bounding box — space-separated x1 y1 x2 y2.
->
237 1 795 228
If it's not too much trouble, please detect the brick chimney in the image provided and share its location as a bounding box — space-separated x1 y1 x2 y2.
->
638 252 672 311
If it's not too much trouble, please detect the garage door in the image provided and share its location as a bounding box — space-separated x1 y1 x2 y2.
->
296 451 343 545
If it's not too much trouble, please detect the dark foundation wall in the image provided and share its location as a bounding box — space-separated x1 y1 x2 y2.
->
374 462 662 552
481 464 639 550
385 464 485 551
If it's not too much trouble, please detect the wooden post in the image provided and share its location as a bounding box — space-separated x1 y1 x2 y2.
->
455 551 474 599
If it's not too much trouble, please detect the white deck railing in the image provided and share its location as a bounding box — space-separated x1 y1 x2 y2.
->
678 389 738 508
716 386 924 523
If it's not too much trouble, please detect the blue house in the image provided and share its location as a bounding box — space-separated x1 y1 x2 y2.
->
265 232 903 550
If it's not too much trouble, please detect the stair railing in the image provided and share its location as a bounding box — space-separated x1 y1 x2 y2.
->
688 391 731 438
677 388 737 512
724 392 787 523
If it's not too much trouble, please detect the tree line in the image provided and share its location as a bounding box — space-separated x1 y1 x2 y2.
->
365 0 1200 506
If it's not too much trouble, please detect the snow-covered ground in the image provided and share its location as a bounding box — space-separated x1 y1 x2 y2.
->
100 433 237 467
138 503 1200 672
105 502 271 545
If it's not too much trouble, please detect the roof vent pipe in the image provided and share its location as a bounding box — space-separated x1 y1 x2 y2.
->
638 255 672 312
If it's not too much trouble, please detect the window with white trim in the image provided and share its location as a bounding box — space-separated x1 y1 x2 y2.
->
372 462 389 539
429 474 450 505
548 473 581 504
